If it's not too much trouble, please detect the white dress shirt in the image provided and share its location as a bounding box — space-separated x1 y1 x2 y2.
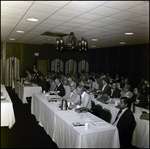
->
80 91 92 109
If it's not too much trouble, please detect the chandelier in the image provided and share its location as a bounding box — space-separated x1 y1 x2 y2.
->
56 32 88 52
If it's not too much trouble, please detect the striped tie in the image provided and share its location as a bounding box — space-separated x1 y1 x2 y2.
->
79 95 82 105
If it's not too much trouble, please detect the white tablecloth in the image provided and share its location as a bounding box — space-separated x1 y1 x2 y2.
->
1 85 15 128
15 81 42 104
91 94 149 148
31 93 120 148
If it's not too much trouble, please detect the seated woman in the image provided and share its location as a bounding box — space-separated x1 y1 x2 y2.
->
25 70 32 81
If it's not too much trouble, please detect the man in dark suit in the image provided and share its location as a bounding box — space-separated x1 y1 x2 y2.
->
110 82 121 98
113 97 136 148
101 77 111 97
54 77 66 97
38 74 48 92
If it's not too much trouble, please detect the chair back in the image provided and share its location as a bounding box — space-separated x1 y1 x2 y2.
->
46 82 51 92
100 108 112 123
93 104 103 118
91 101 95 110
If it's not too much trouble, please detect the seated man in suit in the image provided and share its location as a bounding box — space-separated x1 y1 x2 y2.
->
110 82 121 98
67 81 80 105
54 77 66 97
38 74 48 92
76 85 91 109
120 85 133 99
113 97 136 148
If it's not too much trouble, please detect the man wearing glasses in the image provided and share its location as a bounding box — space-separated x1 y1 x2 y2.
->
67 81 80 104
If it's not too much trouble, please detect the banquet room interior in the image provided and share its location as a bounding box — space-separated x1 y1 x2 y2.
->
1 1 149 148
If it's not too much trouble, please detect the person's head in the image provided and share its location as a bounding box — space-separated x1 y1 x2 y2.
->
69 81 76 92
33 67 38 73
54 78 60 86
124 78 129 84
88 77 95 84
76 85 84 95
111 82 117 90
102 77 108 85
119 97 130 108
115 74 119 79
26 70 30 74
39 74 44 80
68 77 72 84
124 85 131 92
133 88 139 95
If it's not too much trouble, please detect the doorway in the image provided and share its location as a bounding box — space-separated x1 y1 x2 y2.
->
37 59 47 76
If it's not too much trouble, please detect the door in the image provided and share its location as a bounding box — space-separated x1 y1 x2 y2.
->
37 59 47 76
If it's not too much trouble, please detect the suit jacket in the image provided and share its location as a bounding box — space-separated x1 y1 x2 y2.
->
101 84 111 96
38 79 48 92
117 108 136 148
111 88 121 98
55 83 66 97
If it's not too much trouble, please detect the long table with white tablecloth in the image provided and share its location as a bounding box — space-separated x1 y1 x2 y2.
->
91 94 149 148
31 93 120 148
1 85 15 129
15 81 42 104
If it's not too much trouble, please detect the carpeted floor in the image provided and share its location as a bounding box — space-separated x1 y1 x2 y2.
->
1 87 58 148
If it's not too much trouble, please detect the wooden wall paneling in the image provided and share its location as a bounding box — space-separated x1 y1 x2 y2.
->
107 47 119 78
2 42 6 85
131 44 149 87
89 49 97 72
96 48 107 74
5 57 19 86
65 59 77 75
118 45 132 79
78 60 89 73
51 59 63 73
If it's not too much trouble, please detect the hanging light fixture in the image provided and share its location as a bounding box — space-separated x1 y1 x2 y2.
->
56 32 88 52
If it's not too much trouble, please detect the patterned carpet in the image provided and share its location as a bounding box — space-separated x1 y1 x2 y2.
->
1 87 58 148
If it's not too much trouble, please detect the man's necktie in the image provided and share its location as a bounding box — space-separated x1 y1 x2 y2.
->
79 95 82 105
112 109 122 125
54 85 58 91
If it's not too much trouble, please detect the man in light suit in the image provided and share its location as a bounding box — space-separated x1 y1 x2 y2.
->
54 77 66 97
76 85 91 109
113 97 136 148
67 81 80 104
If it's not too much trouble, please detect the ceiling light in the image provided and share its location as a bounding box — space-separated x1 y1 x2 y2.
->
16 30 24 33
124 32 134 35
9 38 15 41
56 32 88 52
27 18 39 22
119 41 126 44
91 46 96 47
91 39 98 41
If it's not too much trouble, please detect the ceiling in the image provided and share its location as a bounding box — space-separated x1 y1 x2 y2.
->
1 1 149 49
